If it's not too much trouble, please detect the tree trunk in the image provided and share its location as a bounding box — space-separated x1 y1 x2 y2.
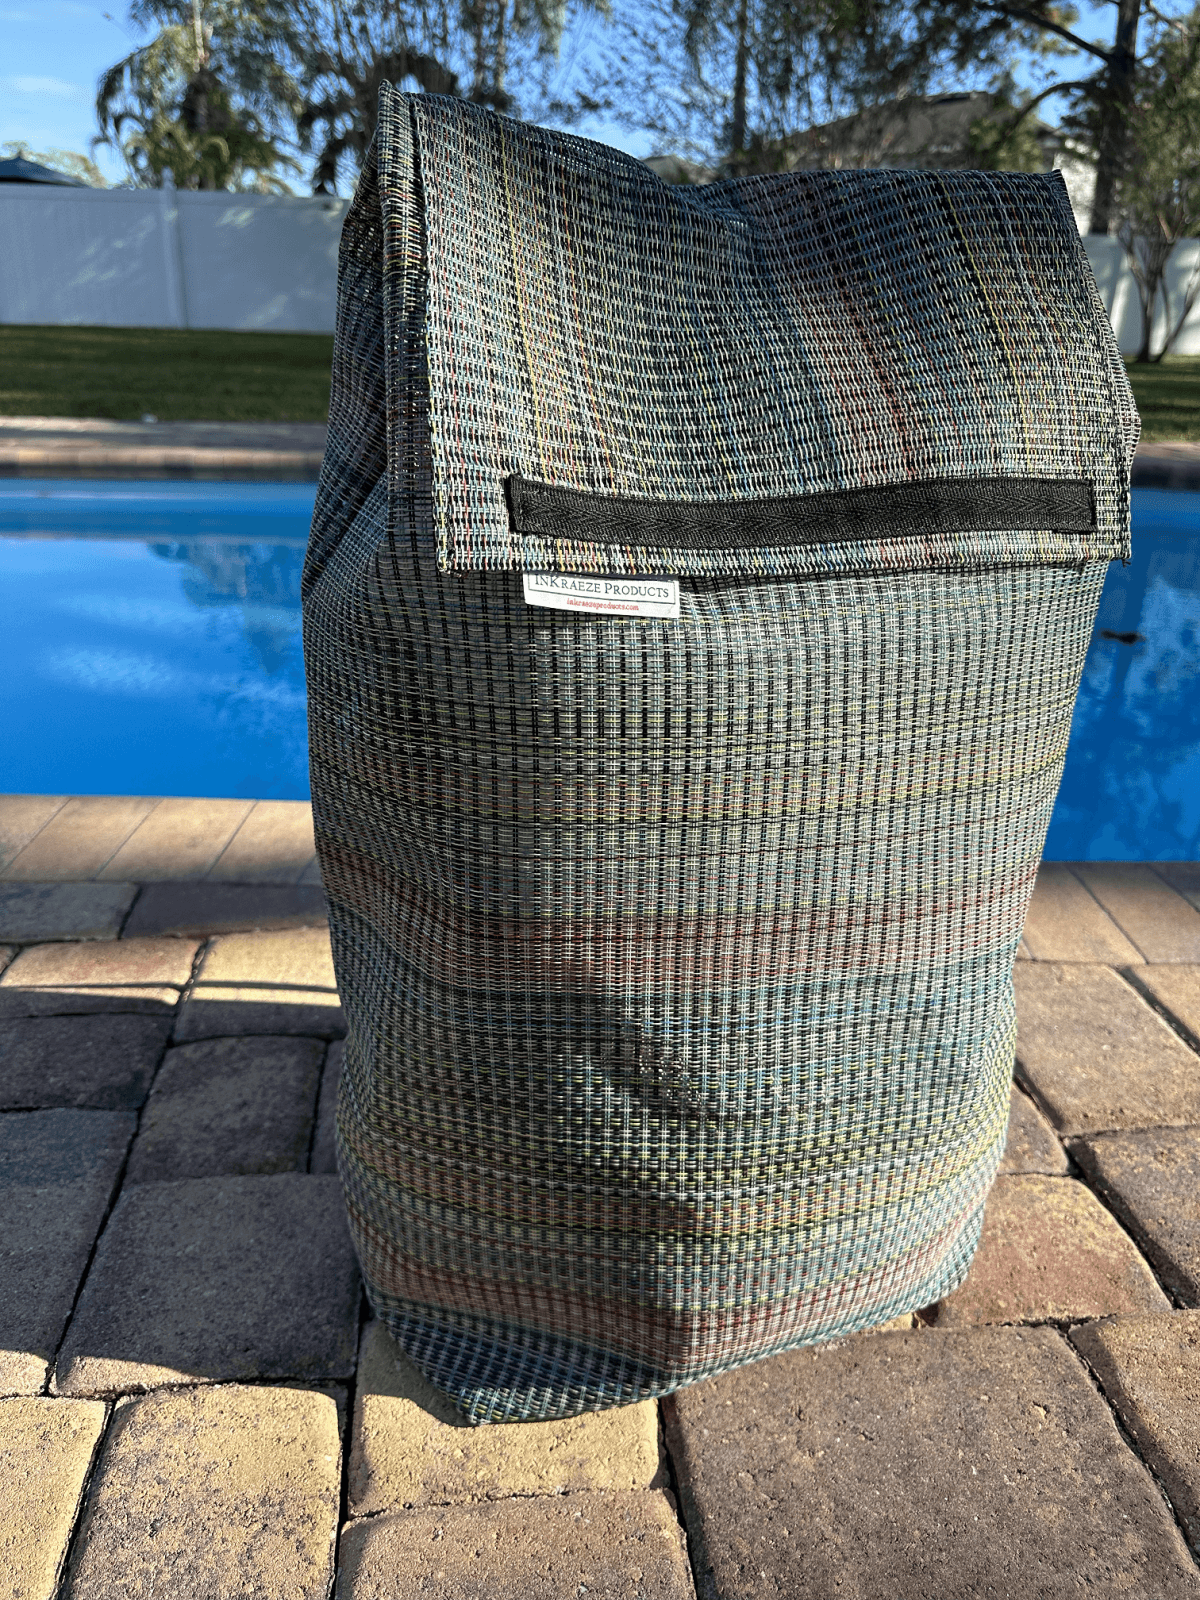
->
1089 0 1141 234
730 0 750 155
471 0 488 101
494 3 508 111
1135 293 1155 361
1122 230 1170 361
470 0 508 109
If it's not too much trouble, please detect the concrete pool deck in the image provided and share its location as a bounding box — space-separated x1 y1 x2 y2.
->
0 418 328 482
3 415 1200 490
2 794 1200 1596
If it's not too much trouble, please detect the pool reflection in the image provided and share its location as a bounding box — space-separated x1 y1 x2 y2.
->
1047 501 1200 860
149 542 304 675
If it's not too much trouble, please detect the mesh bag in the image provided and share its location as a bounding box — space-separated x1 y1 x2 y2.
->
303 88 1137 1424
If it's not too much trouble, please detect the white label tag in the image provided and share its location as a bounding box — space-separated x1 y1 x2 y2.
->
522 572 680 620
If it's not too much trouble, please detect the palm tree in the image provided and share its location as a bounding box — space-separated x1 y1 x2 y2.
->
95 0 300 190
290 0 602 194
285 1 460 193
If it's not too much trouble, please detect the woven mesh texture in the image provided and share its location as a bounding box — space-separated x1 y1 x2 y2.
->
382 89 1135 577
304 92 1133 1424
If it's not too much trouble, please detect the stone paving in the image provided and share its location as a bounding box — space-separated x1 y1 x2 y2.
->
1 416 1198 488
2 794 1200 1596
0 418 326 481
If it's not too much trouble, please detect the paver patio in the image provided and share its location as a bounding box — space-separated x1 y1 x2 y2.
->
2 793 1199 1596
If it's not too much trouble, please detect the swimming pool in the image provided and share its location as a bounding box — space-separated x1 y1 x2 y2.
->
1044 489 1199 860
1 480 1196 859
0 483 311 802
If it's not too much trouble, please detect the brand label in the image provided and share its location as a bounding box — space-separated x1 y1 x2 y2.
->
522 572 680 620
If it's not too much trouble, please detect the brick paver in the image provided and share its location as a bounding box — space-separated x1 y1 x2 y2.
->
1158 863 1200 913
0 1396 106 1599
1021 862 1143 962
1073 1129 1200 1304
0 795 318 889
0 937 199 1018
663 1325 1200 1598
175 927 343 1039
1071 1311 1200 1557
95 798 255 883
0 835 1198 1595
62 1385 340 1600
125 1035 324 1182
1015 963 1200 1132
998 1084 1068 1174
53 1174 360 1396
207 799 317 883
0 797 156 882
123 880 327 939
0 1110 134 1394
1129 963 1200 1045
0 882 136 944
337 1492 695 1600
934 1174 1170 1326
0 1014 171 1110
0 416 328 481
1074 863 1200 962
348 1320 663 1516
0 795 67 873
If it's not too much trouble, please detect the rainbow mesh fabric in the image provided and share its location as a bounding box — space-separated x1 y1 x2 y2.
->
303 89 1136 1423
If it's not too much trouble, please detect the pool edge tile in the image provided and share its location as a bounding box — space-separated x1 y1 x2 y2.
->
98 799 256 884
0 795 69 875
1 798 160 884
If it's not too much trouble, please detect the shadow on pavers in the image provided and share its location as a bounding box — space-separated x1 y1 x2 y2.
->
0 984 357 1404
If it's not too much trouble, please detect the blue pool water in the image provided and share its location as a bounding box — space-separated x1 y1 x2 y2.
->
0 483 311 802
1 480 1197 858
1044 489 1200 860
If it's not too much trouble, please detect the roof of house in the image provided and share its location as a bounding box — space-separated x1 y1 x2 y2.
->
0 154 89 186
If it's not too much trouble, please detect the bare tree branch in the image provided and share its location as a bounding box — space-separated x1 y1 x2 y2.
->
1142 0 1189 34
1005 74 1099 128
968 2 1113 62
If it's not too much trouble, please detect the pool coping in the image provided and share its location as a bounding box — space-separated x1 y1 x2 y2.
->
3 417 1200 488
1132 441 1200 490
0 417 327 482
0 796 319 894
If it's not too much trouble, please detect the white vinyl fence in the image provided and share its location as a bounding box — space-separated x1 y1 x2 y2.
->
0 185 347 333
1081 234 1200 358
1 181 1199 354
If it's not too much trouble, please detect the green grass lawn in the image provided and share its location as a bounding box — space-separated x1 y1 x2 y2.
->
0 325 333 422
3 324 1199 442
1125 356 1200 443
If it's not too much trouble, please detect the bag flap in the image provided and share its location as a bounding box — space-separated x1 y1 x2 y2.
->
376 86 1137 577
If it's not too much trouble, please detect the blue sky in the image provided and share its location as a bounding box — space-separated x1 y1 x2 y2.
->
0 0 137 182
1 0 1115 190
